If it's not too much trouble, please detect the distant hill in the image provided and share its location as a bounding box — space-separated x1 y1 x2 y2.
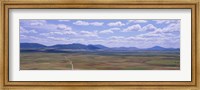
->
89 44 108 49
87 45 101 50
145 46 179 51
110 47 139 51
20 43 46 49
146 46 167 50
21 43 105 50
50 43 108 50
49 43 88 49
20 43 179 51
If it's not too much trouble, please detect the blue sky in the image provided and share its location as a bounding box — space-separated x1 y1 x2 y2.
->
20 19 180 48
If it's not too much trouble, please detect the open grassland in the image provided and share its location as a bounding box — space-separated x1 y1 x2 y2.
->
20 51 180 70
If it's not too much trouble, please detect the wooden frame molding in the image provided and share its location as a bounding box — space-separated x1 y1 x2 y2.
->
0 0 199 90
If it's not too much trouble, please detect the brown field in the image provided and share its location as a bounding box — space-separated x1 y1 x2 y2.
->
20 51 180 70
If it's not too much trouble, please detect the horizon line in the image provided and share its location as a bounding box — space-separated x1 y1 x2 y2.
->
20 42 180 49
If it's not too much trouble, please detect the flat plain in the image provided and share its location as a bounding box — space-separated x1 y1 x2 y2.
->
20 51 180 70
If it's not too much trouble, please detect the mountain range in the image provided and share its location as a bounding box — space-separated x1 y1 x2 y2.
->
20 43 179 51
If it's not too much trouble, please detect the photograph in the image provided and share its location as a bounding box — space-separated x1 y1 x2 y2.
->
2 0 198 87
20 19 180 70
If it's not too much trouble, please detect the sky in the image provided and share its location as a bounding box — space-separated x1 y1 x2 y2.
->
20 19 180 48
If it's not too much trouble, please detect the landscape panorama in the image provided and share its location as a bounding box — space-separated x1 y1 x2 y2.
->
20 19 180 70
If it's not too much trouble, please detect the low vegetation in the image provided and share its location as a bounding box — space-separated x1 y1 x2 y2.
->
20 51 180 70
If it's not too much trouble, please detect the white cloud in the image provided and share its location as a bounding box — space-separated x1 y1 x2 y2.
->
21 20 78 36
143 22 180 34
162 23 180 32
154 20 180 24
99 28 120 34
107 21 125 26
63 31 77 35
123 24 142 32
137 31 162 38
54 24 77 35
123 24 157 32
80 31 98 37
47 37 66 41
30 22 43 26
132 28 179 46
128 20 148 23
58 20 70 22
20 26 37 34
109 36 124 40
123 23 180 46
49 32 63 35
140 24 157 31
73 21 89 26
56 24 72 31
73 20 104 26
28 36 41 40
28 20 46 26
21 20 68 32
36 24 76 36
99 30 113 34
29 30 37 33
137 28 176 39
90 22 104 26
124 20 179 32
109 28 121 31
121 33 179 48
20 26 28 33
40 30 77 36
20 35 27 39
40 33 50 36
21 20 56 31
126 36 148 41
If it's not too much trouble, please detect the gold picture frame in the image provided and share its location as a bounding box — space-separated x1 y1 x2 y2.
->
0 0 199 90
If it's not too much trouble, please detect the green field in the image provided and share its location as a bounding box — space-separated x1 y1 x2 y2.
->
20 51 180 70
